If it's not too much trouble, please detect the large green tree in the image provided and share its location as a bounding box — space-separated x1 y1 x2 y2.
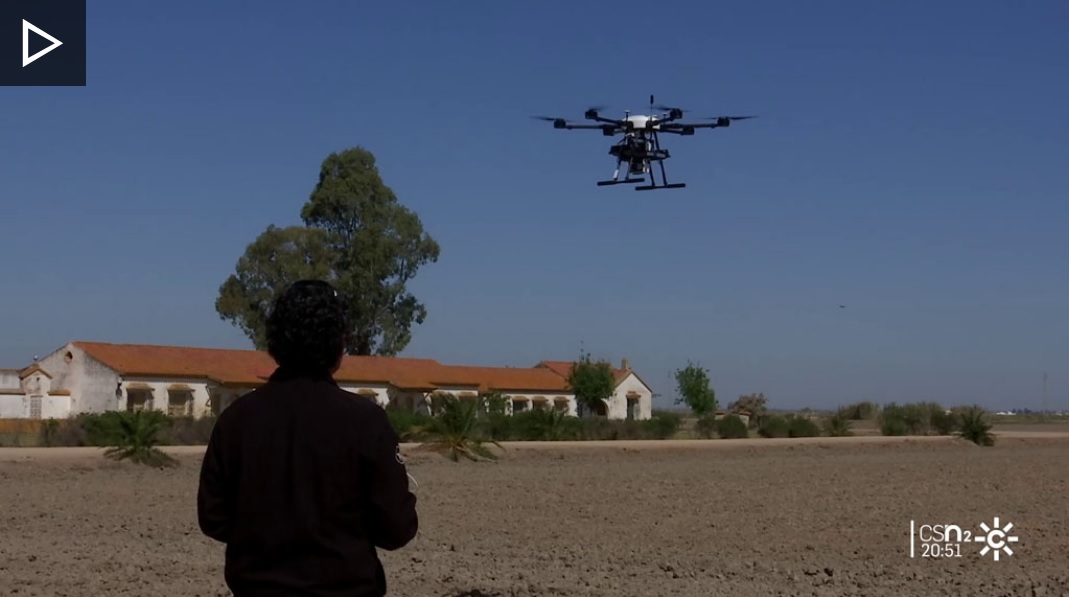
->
673 361 717 416
215 146 440 355
567 350 616 418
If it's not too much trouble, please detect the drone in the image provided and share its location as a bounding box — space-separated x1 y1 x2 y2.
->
534 95 755 191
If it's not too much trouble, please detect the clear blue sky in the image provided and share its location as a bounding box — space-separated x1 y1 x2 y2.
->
2 0 1067 411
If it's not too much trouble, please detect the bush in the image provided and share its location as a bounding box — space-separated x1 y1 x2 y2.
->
643 411 682 439
822 409 854 437
510 409 582 440
877 402 952 436
386 407 434 442
929 408 959 435
956 406 995 447
842 401 880 420
694 413 718 439
716 415 749 439
786 414 821 438
757 415 789 438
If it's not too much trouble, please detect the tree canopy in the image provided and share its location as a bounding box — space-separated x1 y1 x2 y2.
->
673 361 717 416
567 350 616 417
215 146 440 355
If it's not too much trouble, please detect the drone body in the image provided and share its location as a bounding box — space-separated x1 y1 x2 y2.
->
535 95 755 191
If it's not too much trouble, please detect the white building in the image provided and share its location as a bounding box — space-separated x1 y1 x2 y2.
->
0 341 654 421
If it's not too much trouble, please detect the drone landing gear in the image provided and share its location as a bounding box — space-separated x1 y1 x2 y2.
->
632 158 686 191
596 178 644 186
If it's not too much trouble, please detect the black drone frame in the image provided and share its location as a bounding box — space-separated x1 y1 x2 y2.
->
535 95 754 191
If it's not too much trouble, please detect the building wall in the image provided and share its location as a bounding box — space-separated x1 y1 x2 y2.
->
608 373 653 420
33 343 122 415
0 371 19 390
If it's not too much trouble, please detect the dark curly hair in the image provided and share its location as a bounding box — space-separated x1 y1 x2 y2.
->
265 280 351 376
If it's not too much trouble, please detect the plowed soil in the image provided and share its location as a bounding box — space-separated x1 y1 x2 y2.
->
1 431 1067 597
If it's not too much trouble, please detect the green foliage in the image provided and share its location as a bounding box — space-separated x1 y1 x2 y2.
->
878 402 950 436
385 406 433 442
216 146 441 356
823 409 854 437
956 406 995 447
567 350 615 417
785 414 821 438
757 415 790 438
673 361 717 416
841 401 880 420
419 393 503 461
929 408 959 435
694 413 719 439
511 408 583 440
716 414 749 439
643 411 683 439
101 410 179 468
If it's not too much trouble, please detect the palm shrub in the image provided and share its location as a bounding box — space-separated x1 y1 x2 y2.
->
419 394 503 461
823 409 854 437
102 410 179 468
956 406 995 446
716 414 749 439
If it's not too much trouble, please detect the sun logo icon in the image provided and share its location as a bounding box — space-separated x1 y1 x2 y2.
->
974 517 1018 561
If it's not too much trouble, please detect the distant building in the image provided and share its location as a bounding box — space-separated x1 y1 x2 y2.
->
0 341 654 421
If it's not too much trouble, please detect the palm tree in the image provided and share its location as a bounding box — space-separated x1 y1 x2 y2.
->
103 410 179 467
419 393 503 462
956 406 995 447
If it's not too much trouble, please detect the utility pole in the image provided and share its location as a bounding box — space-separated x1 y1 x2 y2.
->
1042 372 1049 418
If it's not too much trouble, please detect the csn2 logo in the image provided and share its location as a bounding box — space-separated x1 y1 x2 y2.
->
914 523 973 558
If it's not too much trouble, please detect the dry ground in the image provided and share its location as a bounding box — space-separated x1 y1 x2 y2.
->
1 431 1068 597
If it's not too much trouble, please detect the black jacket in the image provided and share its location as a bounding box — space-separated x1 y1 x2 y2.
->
197 368 419 597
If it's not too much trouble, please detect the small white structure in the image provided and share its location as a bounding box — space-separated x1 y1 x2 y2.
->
0 341 655 421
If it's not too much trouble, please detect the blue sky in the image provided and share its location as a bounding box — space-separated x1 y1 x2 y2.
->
2 0 1067 411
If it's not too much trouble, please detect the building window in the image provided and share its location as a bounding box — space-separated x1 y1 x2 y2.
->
29 396 42 419
167 390 193 417
127 390 152 412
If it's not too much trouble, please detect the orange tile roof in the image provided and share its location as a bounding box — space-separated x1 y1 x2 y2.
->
429 366 568 393
536 360 632 384
67 342 581 393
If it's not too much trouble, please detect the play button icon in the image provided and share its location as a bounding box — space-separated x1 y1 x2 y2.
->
23 19 63 67
0 0 86 86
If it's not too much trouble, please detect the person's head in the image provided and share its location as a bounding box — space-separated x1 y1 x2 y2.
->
265 279 350 376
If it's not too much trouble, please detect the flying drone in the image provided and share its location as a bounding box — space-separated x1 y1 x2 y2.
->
534 95 755 191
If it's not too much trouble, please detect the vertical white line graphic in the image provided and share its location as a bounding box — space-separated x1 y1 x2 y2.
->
910 520 915 558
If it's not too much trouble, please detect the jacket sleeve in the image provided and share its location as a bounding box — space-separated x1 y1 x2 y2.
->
364 411 419 551
197 419 233 544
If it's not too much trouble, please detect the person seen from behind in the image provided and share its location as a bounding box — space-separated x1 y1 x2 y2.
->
197 279 419 597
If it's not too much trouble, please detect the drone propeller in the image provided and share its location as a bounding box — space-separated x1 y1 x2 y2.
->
703 115 757 121
653 104 686 113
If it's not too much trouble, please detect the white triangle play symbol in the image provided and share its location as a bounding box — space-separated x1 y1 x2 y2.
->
23 19 63 67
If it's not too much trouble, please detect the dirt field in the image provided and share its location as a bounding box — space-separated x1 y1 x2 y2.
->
1 432 1067 597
